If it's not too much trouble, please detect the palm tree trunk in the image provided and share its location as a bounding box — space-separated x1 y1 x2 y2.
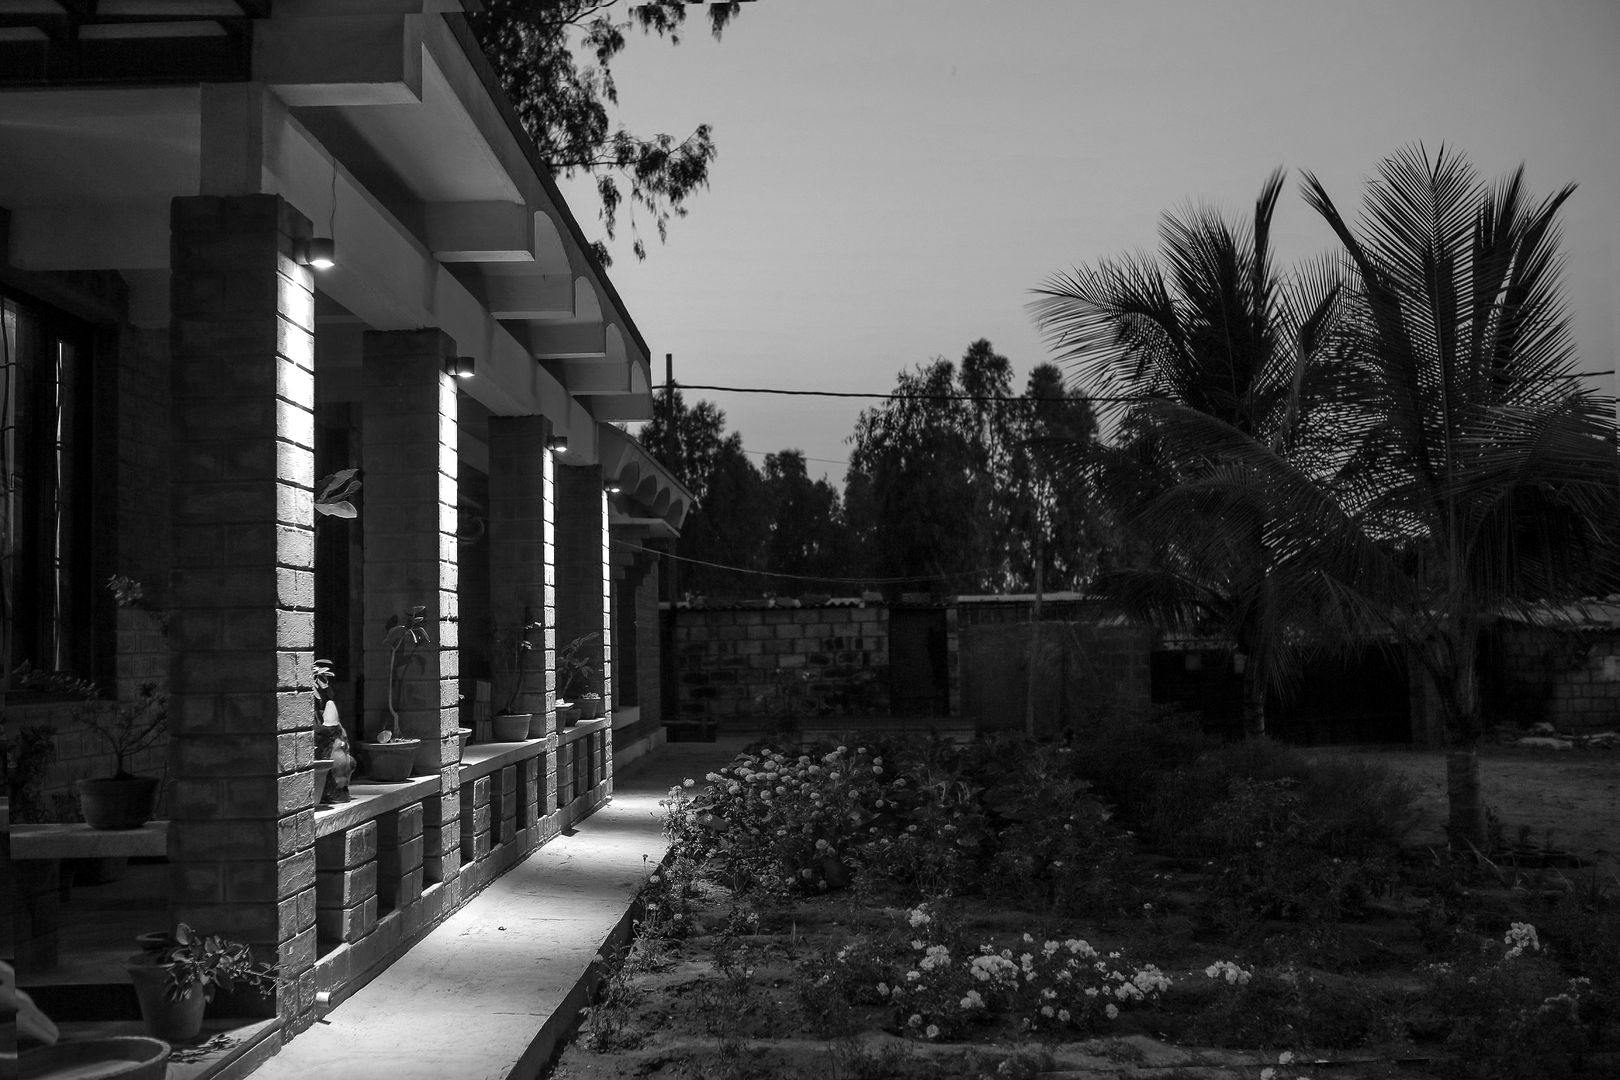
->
1444 740 1488 852
1240 658 1266 738
1431 627 1489 851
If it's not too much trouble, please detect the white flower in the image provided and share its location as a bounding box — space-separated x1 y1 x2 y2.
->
1279 1051 1294 1065
908 1014 922 1027
1040 1005 1054 1018
925 1023 940 1039
682 778 695 788
1261 1070 1276 1080
1105 1003 1119 1020
959 990 984 1010
876 982 890 997
1058 1009 1071 1023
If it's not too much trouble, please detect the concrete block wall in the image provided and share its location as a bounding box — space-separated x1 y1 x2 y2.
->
672 605 890 726
1491 623 1620 734
486 416 554 723
554 464 612 775
166 193 320 1032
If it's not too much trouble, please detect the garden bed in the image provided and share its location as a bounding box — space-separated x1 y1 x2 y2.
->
550 722 1619 1080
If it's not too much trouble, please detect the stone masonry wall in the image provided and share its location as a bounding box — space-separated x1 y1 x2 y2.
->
673 605 890 727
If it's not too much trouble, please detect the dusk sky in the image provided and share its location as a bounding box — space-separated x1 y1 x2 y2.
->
564 0 1620 482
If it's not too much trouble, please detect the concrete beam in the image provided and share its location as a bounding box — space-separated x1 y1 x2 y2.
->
475 273 575 320
6 203 169 271
426 201 535 262
253 14 424 107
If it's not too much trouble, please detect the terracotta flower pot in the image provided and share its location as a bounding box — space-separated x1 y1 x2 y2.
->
527 712 549 739
560 704 583 728
359 738 422 782
492 713 532 742
312 759 335 806
76 776 160 830
456 727 473 752
578 696 603 720
126 961 207 1042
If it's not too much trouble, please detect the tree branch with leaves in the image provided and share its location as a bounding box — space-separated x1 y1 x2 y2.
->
469 0 742 263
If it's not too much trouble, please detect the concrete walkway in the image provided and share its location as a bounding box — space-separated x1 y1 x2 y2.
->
247 738 745 1080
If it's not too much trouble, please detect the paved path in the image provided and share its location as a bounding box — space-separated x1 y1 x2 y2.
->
248 739 745 1080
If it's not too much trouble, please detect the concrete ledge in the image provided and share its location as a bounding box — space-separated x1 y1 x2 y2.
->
10 821 168 859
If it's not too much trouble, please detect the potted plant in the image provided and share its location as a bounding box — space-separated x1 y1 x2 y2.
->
73 682 168 830
311 658 353 804
557 632 601 723
491 610 545 741
359 606 429 782
125 923 278 1042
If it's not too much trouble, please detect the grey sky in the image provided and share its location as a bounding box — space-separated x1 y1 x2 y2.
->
565 0 1620 480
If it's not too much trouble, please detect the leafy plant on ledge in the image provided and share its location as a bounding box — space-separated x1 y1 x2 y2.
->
75 682 167 780
492 610 545 716
557 632 601 701
381 605 431 743
136 923 279 1003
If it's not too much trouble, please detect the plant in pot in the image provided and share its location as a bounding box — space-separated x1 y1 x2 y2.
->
556 632 600 726
360 606 430 782
311 658 353 805
73 682 168 830
491 610 545 741
126 923 278 1042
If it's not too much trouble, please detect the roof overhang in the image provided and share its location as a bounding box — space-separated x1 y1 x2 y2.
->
600 424 692 538
0 1 655 458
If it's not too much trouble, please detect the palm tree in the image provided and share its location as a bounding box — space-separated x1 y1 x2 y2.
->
1030 168 1346 737
1299 145 1618 848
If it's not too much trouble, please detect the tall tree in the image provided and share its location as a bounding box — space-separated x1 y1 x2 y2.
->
1295 146 1619 847
1009 363 1105 591
640 390 769 599
469 1 742 262
761 450 849 587
1031 169 1347 737
846 347 1004 593
846 341 1105 594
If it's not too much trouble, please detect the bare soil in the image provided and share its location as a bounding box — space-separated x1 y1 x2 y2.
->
1318 746 1620 874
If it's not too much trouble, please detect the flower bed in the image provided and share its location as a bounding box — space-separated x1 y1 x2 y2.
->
550 725 1620 1080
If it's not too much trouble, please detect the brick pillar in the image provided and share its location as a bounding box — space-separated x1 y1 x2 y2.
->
361 330 462 879
555 463 611 770
168 193 319 1031
487 416 553 724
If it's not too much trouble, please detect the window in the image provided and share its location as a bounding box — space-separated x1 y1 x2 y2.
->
3 289 95 681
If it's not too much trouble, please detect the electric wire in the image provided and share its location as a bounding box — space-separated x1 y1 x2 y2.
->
610 537 1007 586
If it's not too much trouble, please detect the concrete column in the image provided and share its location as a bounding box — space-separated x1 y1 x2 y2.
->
167 193 319 1032
360 329 462 879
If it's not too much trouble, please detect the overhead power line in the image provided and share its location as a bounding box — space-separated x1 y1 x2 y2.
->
674 383 1117 404
611 538 1005 586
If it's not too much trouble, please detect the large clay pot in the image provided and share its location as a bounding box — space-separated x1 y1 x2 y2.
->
358 738 422 782
492 713 531 742
18 1036 170 1080
126 961 207 1042
527 712 549 739
578 695 603 720
76 776 160 830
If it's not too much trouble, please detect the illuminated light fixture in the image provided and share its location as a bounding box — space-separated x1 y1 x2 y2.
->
297 237 336 270
444 356 476 379
545 435 568 453
605 480 622 494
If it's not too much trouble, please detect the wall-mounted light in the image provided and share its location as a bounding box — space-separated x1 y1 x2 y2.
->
545 435 568 453
444 356 476 379
605 480 622 494
296 237 336 270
